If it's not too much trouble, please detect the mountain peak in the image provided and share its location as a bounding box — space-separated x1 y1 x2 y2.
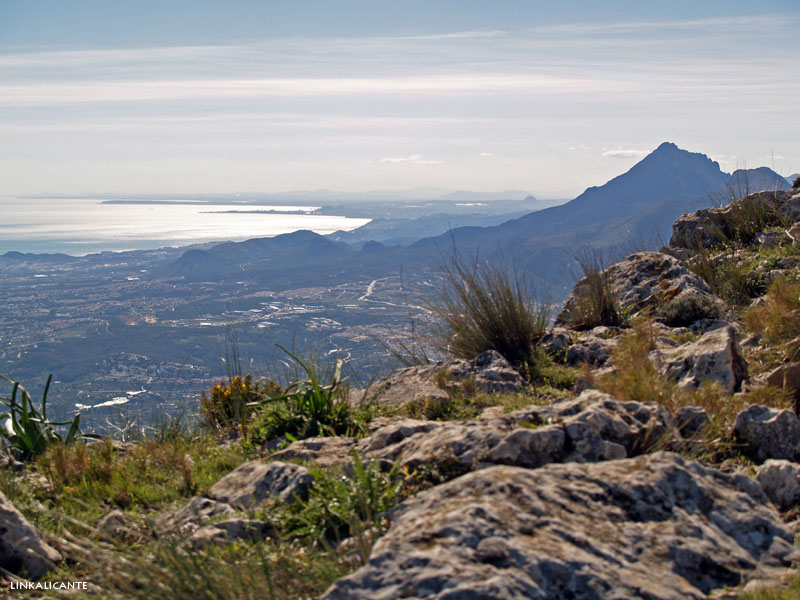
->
654 141 679 153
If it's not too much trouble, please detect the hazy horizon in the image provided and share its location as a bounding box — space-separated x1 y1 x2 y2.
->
1 1 798 199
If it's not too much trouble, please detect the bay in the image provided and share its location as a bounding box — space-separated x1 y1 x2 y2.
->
0 197 370 255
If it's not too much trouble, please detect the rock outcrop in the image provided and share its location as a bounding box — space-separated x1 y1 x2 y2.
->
733 405 800 463
322 453 795 600
757 460 800 512
209 460 312 508
649 325 749 392
0 492 61 579
556 252 722 326
276 391 679 477
670 189 800 250
365 350 524 410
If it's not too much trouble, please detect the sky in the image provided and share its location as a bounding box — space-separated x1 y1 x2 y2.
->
1 0 798 199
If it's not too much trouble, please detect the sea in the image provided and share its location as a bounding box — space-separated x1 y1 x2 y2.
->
0 197 371 256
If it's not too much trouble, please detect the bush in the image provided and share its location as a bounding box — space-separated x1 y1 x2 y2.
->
656 294 724 327
249 346 363 443
563 249 626 330
424 252 549 373
201 374 280 439
794 176 800 189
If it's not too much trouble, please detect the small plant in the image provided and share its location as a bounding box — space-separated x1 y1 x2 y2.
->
249 346 362 443
0 374 95 459
563 248 626 330
424 251 549 371
291 449 407 563
597 319 672 405
656 294 724 327
793 176 800 189
710 194 789 247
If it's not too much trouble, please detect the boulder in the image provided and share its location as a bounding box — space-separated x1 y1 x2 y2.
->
733 405 800 463
368 351 524 409
0 492 61 579
443 350 524 393
209 461 312 508
649 325 748 392
322 453 796 600
764 362 800 406
757 460 800 512
556 252 722 326
269 436 357 468
539 327 573 358
565 327 620 367
675 406 711 439
367 363 450 409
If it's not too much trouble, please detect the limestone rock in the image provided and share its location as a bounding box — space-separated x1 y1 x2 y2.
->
156 496 237 534
734 405 800 463
539 326 573 358
188 519 276 548
670 190 797 250
269 436 357 468
757 460 800 511
650 325 748 392
676 406 711 439
565 327 620 367
358 391 677 476
0 492 61 579
322 453 795 600
443 350 524 393
368 351 523 409
95 509 136 540
764 362 800 405
556 252 722 326
367 363 449 408
209 461 312 508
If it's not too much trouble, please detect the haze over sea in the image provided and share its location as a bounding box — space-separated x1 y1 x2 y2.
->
0 197 370 256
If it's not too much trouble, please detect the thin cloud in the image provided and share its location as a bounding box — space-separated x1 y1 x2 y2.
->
480 152 495 157
0 74 621 106
378 154 443 165
602 148 648 159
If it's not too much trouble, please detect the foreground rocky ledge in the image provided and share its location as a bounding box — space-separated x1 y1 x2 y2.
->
322 452 796 600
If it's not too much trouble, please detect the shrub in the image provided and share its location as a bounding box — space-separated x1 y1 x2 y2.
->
249 346 363 443
563 249 626 330
201 374 280 439
424 252 549 372
0 374 95 459
656 294 724 327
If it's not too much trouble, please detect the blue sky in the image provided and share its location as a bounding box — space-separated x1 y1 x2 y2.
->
1 0 798 197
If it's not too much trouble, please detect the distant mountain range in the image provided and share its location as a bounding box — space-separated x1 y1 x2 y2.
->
162 142 791 299
15 143 790 302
